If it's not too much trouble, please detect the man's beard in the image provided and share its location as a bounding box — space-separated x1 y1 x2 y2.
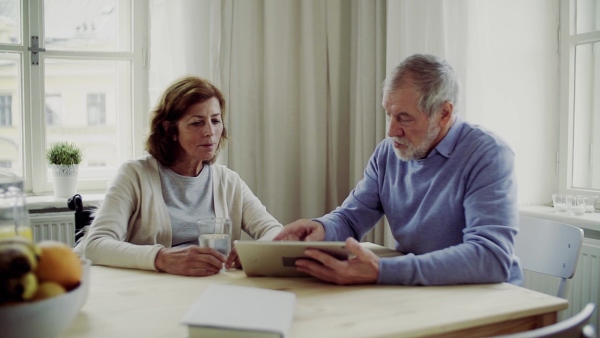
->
392 120 441 161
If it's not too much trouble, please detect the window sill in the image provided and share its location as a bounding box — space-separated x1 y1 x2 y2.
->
23 200 600 236
519 205 600 239
25 192 105 212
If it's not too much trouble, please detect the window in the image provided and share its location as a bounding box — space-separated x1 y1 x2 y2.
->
87 93 106 126
0 94 12 126
45 94 62 126
559 0 600 192
0 0 148 194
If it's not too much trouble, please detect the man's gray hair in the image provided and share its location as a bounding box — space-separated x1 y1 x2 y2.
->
383 54 460 117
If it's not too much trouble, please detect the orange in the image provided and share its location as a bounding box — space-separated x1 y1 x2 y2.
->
34 241 82 290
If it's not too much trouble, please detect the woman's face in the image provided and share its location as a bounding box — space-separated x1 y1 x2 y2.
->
174 97 223 163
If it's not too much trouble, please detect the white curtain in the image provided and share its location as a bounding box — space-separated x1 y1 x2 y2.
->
148 0 221 106
219 0 387 233
149 0 559 247
150 0 389 243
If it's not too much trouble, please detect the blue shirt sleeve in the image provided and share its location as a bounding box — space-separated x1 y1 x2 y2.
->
315 121 522 286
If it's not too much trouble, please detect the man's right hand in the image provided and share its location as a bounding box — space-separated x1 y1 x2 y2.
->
273 219 326 241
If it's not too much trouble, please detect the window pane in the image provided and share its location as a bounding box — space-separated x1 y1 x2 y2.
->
0 0 21 45
44 58 131 179
44 0 131 52
87 93 106 126
45 94 63 125
0 94 12 125
576 0 600 34
572 42 600 189
0 53 21 178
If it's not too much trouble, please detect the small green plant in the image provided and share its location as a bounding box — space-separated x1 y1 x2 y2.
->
46 142 83 166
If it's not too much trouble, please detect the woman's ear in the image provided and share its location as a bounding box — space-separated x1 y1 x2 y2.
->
162 121 177 141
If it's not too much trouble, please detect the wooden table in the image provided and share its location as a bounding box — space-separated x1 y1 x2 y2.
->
61 262 568 338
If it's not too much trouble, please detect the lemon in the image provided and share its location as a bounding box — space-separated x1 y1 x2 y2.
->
32 281 66 301
34 241 82 290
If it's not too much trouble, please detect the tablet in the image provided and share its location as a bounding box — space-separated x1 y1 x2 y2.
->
234 240 349 277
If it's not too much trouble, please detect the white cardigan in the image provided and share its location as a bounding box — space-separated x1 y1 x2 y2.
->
77 155 283 271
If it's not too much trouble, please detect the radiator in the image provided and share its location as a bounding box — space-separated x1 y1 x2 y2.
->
28 211 75 247
523 237 600 332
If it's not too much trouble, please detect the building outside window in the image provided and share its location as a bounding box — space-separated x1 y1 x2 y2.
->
0 94 12 126
0 0 148 194
87 93 106 126
45 94 62 126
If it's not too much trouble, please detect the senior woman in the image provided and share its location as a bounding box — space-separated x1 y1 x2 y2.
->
76 76 283 276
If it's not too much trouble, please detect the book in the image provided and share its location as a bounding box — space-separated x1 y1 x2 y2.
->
181 284 296 338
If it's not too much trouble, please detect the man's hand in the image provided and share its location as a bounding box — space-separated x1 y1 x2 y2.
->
295 237 379 285
273 219 326 241
154 245 227 276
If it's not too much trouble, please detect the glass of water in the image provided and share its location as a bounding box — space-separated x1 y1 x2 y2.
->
552 193 568 213
0 176 31 240
198 217 232 256
566 195 587 216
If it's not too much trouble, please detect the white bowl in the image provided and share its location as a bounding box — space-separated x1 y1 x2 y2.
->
0 258 91 338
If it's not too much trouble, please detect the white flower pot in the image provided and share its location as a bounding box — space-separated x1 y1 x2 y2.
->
52 164 79 198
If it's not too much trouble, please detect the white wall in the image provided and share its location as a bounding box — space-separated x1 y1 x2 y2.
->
386 0 560 205
149 0 220 108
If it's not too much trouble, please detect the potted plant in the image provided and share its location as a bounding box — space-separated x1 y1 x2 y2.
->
46 142 83 198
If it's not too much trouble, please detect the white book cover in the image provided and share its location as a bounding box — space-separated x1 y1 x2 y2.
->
181 284 296 338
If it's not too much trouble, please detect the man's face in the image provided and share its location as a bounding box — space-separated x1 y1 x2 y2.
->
382 86 443 161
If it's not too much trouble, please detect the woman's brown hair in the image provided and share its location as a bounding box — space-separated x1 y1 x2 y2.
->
145 76 227 166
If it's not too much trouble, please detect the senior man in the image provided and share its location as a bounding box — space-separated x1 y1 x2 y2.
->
274 54 522 286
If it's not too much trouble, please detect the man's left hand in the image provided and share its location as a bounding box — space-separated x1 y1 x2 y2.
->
295 237 379 285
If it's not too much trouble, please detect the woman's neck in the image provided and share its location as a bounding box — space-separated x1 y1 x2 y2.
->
170 160 204 177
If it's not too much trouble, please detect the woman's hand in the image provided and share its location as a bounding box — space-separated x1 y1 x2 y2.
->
225 247 242 270
154 245 227 276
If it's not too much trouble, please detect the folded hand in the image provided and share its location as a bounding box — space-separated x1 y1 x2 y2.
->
154 245 227 276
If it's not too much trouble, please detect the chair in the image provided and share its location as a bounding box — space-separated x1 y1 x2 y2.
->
515 216 584 299
494 302 596 338
67 194 94 243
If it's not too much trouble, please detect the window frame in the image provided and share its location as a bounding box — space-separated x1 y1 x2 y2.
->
558 0 600 195
8 0 149 195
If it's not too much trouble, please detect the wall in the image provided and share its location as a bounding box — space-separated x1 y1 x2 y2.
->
386 0 560 205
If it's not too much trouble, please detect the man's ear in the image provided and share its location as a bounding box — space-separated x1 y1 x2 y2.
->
439 101 453 125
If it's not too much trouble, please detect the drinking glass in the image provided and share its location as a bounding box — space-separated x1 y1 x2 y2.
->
586 195 598 213
552 193 568 213
566 195 587 216
0 176 31 240
197 218 232 256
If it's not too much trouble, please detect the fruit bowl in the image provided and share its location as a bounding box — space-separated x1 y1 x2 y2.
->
0 258 91 338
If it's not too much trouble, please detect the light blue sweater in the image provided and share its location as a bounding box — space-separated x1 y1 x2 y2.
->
317 116 523 285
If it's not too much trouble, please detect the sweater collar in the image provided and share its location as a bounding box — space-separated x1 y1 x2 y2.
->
427 115 464 159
